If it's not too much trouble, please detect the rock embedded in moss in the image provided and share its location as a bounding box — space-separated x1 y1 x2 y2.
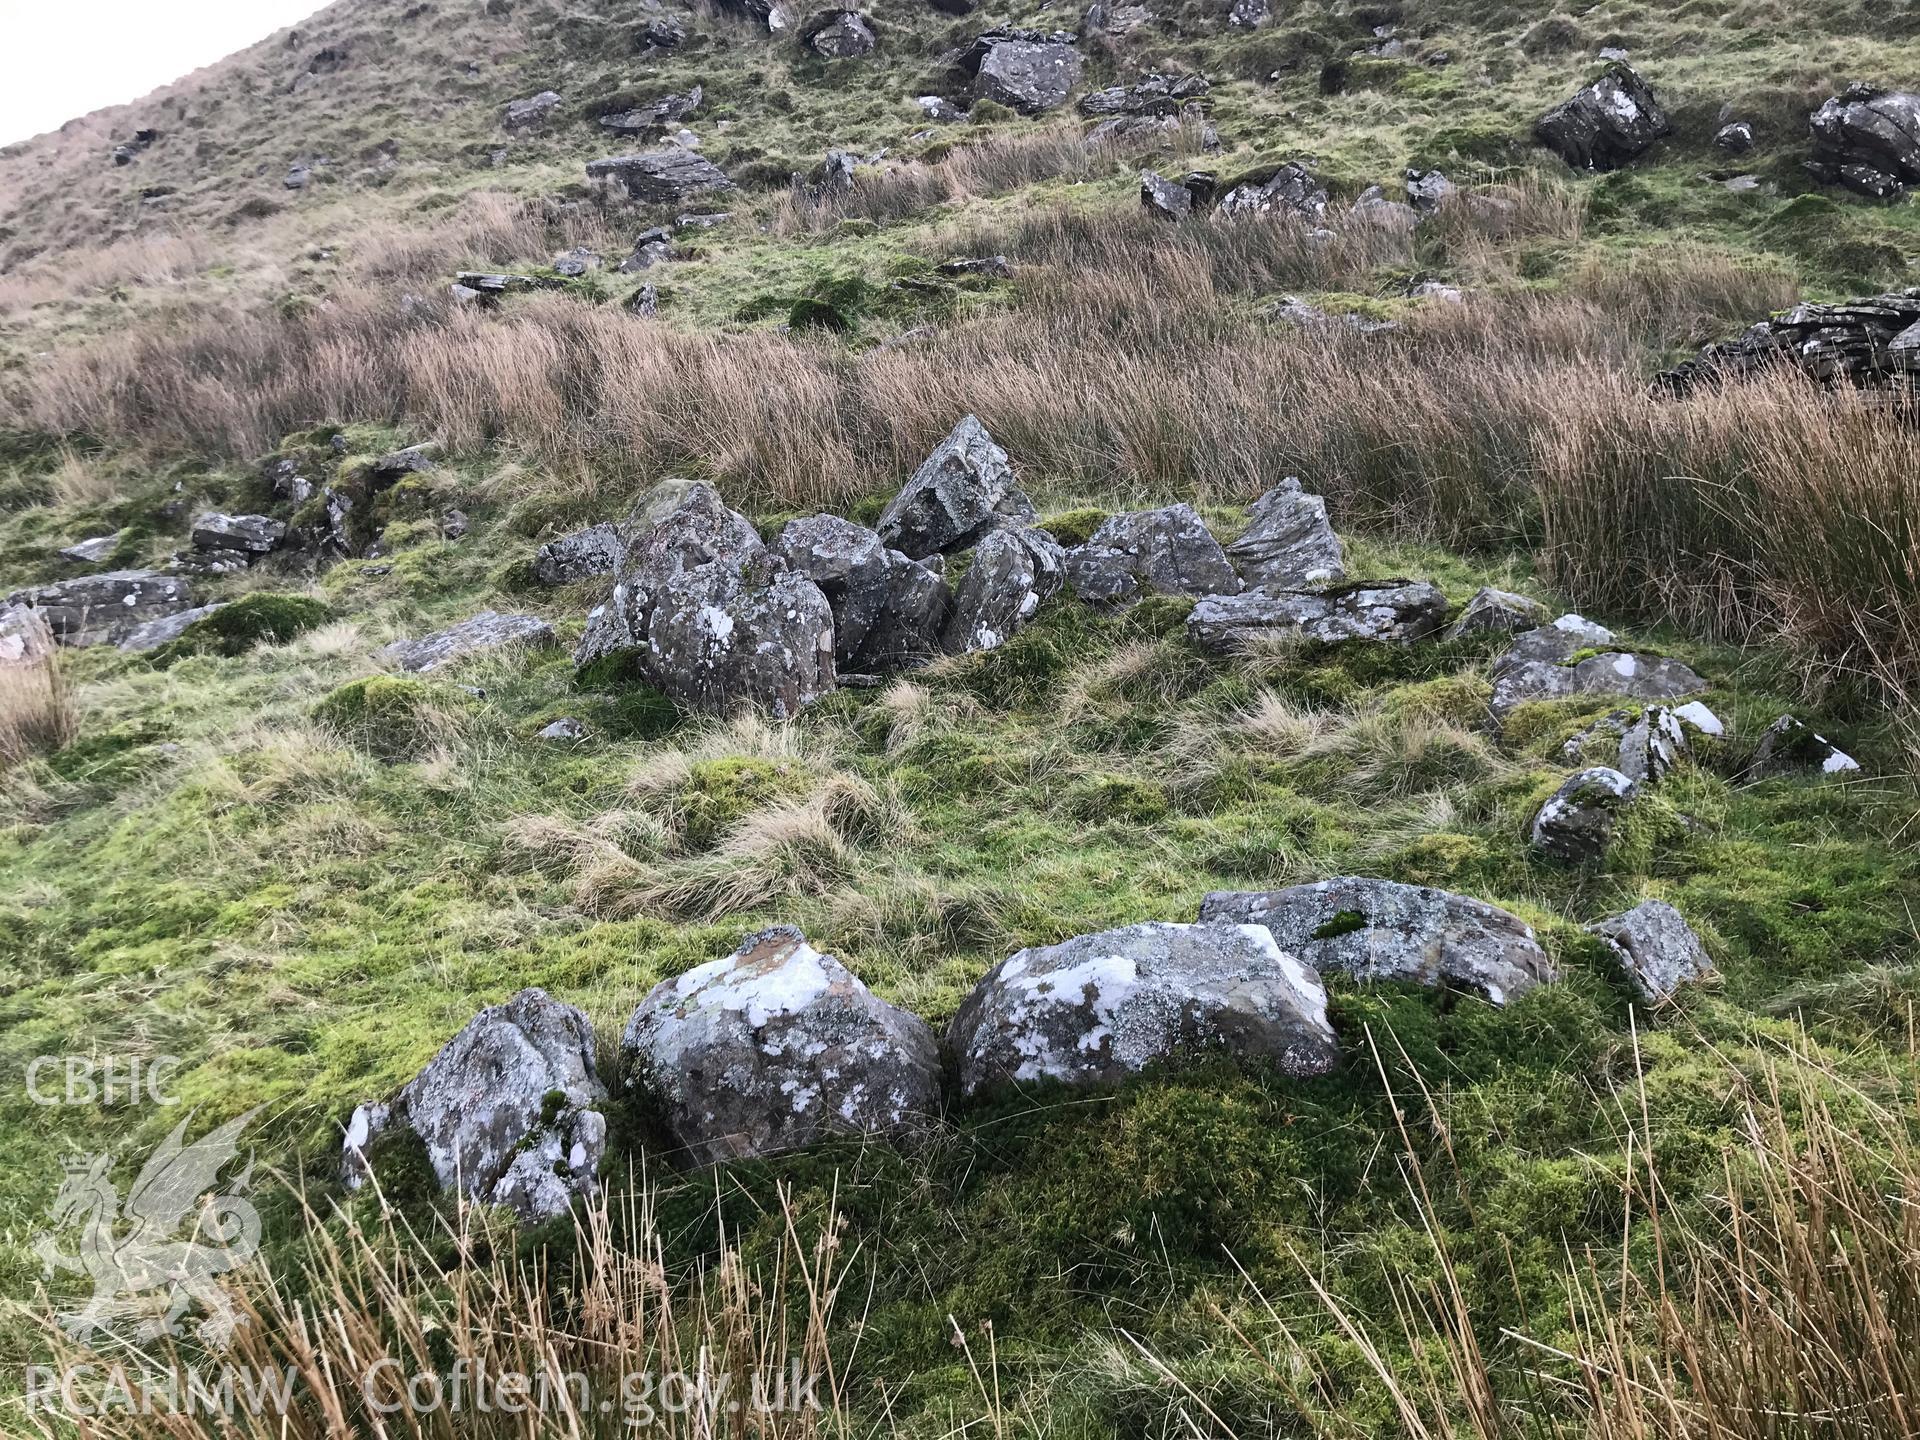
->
381 611 558 674
1534 62 1671 172
1587 899 1714 1004
1492 615 1707 717
1065 504 1239 608
1448 586 1546 640
1748 715 1860 780
1187 579 1447 652
1531 766 1638 864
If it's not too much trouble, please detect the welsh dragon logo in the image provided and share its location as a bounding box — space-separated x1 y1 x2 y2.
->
32 1107 265 1350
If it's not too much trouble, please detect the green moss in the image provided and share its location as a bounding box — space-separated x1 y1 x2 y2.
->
150 593 331 666
1037 508 1111 548
676 757 811 849
312 676 452 760
1313 909 1368 940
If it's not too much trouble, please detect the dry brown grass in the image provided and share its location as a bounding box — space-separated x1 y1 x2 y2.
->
0 627 78 771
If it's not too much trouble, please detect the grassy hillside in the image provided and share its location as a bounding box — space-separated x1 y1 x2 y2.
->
3 0 1920 1435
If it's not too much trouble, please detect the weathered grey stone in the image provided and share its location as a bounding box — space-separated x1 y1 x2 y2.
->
947 921 1337 1096
1748 715 1861 779
1448 586 1547 640
599 85 703 135
58 535 120 566
172 547 253 576
1079 73 1207 119
117 603 229 654
587 151 734 205
536 717 589 742
1587 900 1713 1004
801 9 876 56
535 523 627 587
1140 169 1195 220
877 416 1036 559
1200 878 1553 1006
1216 162 1327 220
342 989 607 1222
1267 295 1401 334
0 605 56 666
1405 167 1455 215
1715 120 1755 153
1617 701 1724 785
1225 478 1345 590
6 571 196 648
552 247 602 278
370 444 439 479
381 612 559 674
1352 185 1419 233
1808 85 1920 198
646 551 836 719
1188 580 1446 653
192 513 286 556
1065 504 1240 607
973 39 1083 114
622 927 941 1166
1531 767 1638 864
774 514 952 672
1229 0 1270 27
1491 616 1709 717
1535 62 1671 171
503 91 562 131
1083 2 1156 34
1657 290 1920 395
944 526 1064 654
936 255 1014 279
917 95 968 122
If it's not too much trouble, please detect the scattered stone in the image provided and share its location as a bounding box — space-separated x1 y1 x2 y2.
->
503 91 562 131
116 603 230 654
917 95 968 122
1084 2 1155 34
801 9 876 56
342 989 607 1222
1535 62 1671 171
1065 504 1241 607
265 458 315 504
1405 168 1455 215
1201 878 1553 1006
599 85 704 135
1216 161 1327 220
370 445 439 480
969 36 1083 114
1491 615 1709 716
6 571 196 649
645 551 837 718
627 283 661 316
1748 715 1860 779
172 548 254 576
1808 85 1920 198
1448 586 1546 640
944 526 1065 654
1188 580 1447 652
936 255 1013 278
192 513 286 556
1618 702 1723 785
877 416 1036 560
587 151 735 204
1352 185 1419 233
1267 295 1400 334
618 228 675 272
1657 291 1920 395
58 535 120 566
452 272 551 298
553 247 602 278
621 927 942 1166
0 605 56 666
1140 169 1195 220
1531 767 1638 864
1714 120 1755 153
536 717 589 742
441 510 471 542
1409 280 1465 304
1079 74 1208 119
639 17 687 49
947 921 1337 1096
381 612 559 674
1588 900 1714 1004
773 515 951 672
1224 478 1346 590
1229 0 1271 26
535 522 627 587
285 161 313 190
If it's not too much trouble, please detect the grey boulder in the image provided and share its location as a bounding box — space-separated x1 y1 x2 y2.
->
646 551 837 719
877 416 1036 559
1748 715 1861 780
1535 62 1671 171
801 9 876 56
1140 169 1195 220
1188 580 1447 653
1491 615 1708 717
1200 878 1553 1006
598 86 703 135
773 514 951 672
948 921 1337 1096
503 91 562 131
586 151 734 204
6 570 196 648
382 611 559 674
342 989 607 1223
1587 900 1714 1004
1064 504 1240 607
1225 478 1345 590
1808 85 1920 198
1229 0 1271 25
534 522 627 587
0 605 56 666
944 526 1065 654
192 513 286 556
1531 767 1638 864
117 603 229 654
58 535 120 566
1448 586 1546 640
1216 162 1327 220
973 39 1083 114
1617 701 1724 785
622 927 941 1166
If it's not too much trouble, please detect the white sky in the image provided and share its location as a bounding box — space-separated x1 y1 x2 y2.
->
0 0 324 147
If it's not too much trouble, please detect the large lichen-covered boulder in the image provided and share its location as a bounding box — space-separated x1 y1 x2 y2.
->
1491 615 1708 717
971 37 1083 114
1531 767 1638 864
947 921 1337 1097
1224 478 1345 590
381 611 559 674
1535 62 1671 171
1188 580 1447 652
1200 878 1553 1006
342 989 608 1223
1808 85 1920 198
877 416 1036 559
646 551 837 718
621 927 942 1166
944 526 1065 654
586 151 735 204
1587 900 1714 1004
773 514 951 673
6 571 196 648
1064 504 1240 607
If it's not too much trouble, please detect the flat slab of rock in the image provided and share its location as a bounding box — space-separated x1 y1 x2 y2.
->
7 570 196 648
192 513 286 555
1809 85 1920 198
947 921 1337 1096
877 416 1036 559
1448 586 1546 640
1491 615 1707 717
1188 580 1447 652
1225 479 1345 590
1065 504 1239 607
1200 878 1552 1005
1657 291 1920 395
587 151 735 204
1588 900 1713 1004
944 526 1064 654
382 611 559 673
1748 715 1860 779
118 602 229 654
646 551 836 719
343 989 607 1222
622 927 941 1166
1532 767 1638 864
774 514 951 672
58 535 120 566
1535 62 1671 171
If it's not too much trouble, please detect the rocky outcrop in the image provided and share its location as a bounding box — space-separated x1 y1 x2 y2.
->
877 417 1036 559
535 522 628 587
645 552 837 719
599 86 703 135
1531 767 1638 864
1617 701 1723 785
801 9 876 56
1224 479 1345 590
773 514 951 673
966 34 1083 114
1808 85 1920 198
191 513 286 556
1448 586 1546 640
944 526 1065 654
7 571 196 649
1491 616 1708 717
381 612 559 674
1748 715 1860 779
621 927 942 1166
1216 162 1328 220
342 989 607 1222
1188 580 1447 653
1535 63 1671 171
1656 291 1920 396
946 922 1337 1096
1587 900 1713 1003
1079 74 1208 119
1200 878 1553 1006
587 151 734 204
503 91 562 131
1065 505 1240 607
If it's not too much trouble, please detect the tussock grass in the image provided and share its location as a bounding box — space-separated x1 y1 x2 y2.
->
0 637 77 771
